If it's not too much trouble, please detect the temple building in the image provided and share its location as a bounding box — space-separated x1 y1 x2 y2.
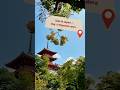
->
5 48 59 76
5 52 35 78
37 48 59 71
5 20 35 81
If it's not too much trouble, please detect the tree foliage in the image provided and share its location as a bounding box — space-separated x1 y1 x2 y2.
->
57 56 85 90
47 31 68 46
0 68 19 90
35 55 85 90
35 55 61 90
0 67 34 90
41 0 85 14
85 75 95 90
96 71 120 90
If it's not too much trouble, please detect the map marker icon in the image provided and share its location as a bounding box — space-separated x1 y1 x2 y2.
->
77 30 83 38
102 9 115 29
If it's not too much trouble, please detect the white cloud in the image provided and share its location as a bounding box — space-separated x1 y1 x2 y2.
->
66 57 74 60
53 54 61 59
65 57 77 64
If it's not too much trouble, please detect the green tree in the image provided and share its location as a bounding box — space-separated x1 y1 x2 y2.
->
41 0 85 15
85 75 95 90
35 55 49 74
46 73 60 90
35 55 60 90
35 55 86 90
35 55 49 90
96 71 120 90
0 67 34 90
57 56 85 90
0 67 19 90
17 71 34 90
35 72 48 90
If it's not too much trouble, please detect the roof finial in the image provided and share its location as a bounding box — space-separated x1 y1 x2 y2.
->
47 41 49 49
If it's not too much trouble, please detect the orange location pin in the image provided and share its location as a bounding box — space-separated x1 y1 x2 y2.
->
77 30 83 38
102 9 115 29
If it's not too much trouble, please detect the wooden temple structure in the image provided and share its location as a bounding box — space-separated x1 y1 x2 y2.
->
5 52 35 77
5 48 59 76
37 48 59 71
5 20 35 78
5 48 58 88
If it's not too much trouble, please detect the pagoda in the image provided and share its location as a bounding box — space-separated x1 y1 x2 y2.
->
5 21 35 78
37 48 59 71
5 52 35 77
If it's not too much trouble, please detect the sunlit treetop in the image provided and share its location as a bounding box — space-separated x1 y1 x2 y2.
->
40 0 85 17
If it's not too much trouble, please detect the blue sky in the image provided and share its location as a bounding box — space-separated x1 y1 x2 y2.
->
35 8 85 65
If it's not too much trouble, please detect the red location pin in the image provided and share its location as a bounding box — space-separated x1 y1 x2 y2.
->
102 9 115 29
77 30 83 38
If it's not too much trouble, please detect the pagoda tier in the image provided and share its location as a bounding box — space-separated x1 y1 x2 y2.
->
6 52 35 70
48 61 59 70
38 48 56 56
37 48 57 61
38 48 59 71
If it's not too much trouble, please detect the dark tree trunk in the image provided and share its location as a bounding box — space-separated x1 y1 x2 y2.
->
54 0 60 12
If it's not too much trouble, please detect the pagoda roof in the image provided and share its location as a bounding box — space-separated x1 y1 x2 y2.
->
6 52 35 69
37 48 57 56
